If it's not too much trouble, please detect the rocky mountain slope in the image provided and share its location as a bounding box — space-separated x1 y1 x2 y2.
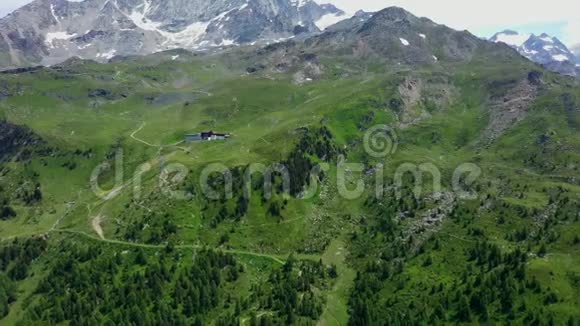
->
252 7 521 73
491 30 579 76
0 0 344 69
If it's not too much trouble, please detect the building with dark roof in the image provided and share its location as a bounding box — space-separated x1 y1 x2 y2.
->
185 131 230 143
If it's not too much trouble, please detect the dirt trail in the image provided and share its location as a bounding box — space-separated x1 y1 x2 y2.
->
130 122 160 148
53 228 285 264
92 215 105 240
130 122 187 150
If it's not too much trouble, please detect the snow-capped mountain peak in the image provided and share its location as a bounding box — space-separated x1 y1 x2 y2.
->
521 34 575 62
0 0 346 69
490 30 530 47
490 30 578 76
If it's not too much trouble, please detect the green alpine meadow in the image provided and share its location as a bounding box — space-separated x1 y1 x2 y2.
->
0 4 579 326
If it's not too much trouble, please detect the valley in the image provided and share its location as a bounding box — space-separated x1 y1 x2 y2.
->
0 5 579 326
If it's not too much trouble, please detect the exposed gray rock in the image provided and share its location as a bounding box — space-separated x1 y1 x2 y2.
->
303 7 517 65
0 0 344 69
482 76 540 143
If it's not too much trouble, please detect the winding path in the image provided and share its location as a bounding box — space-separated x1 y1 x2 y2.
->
130 122 187 151
130 122 159 147
53 228 285 264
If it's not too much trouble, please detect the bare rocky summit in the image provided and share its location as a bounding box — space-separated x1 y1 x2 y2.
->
0 0 345 69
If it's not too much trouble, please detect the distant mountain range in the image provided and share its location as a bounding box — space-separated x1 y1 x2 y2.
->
490 30 579 76
1 0 579 78
0 0 346 69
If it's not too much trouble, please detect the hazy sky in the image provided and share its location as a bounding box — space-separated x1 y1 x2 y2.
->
324 0 580 46
1 0 578 46
0 0 27 17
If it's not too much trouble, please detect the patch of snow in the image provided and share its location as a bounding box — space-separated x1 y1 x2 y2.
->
126 0 163 32
214 4 247 22
521 45 539 57
50 4 60 24
78 43 92 50
399 38 409 46
315 13 347 30
218 39 236 46
45 32 77 47
418 33 426 39
271 36 293 43
97 49 117 59
432 55 438 61
552 54 568 62
164 21 209 48
493 32 530 47
543 45 554 51
540 36 554 43
118 0 208 49
171 55 179 60
117 0 258 50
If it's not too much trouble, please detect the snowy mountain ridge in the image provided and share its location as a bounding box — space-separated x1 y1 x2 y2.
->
490 30 579 76
0 0 346 69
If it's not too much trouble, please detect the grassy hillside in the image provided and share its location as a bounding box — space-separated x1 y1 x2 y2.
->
0 18 579 325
